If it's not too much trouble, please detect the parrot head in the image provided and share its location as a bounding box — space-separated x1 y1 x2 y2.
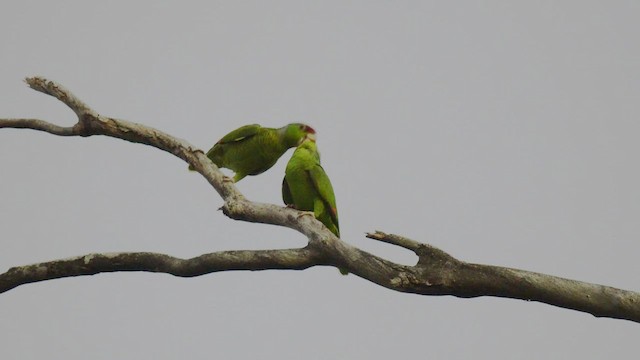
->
282 123 316 146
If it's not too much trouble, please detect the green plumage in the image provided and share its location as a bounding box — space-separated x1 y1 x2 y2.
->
191 123 316 182
283 139 345 274
282 139 339 237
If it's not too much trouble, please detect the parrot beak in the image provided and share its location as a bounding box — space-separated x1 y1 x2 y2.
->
305 133 317 142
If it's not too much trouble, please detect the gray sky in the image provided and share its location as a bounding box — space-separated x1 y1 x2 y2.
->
1 1 639 359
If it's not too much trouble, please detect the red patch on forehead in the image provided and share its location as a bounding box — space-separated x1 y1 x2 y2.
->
304 125 316 134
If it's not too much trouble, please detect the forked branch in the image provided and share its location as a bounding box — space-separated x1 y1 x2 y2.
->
1 77 639 323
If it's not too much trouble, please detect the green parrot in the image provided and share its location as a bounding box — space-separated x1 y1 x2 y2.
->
190 123 316 182
283 139 345 274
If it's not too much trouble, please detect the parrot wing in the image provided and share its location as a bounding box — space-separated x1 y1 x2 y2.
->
216 124 262 144
307 164 339 229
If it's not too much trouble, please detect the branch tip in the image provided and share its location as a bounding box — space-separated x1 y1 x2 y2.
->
24 76 95 117
366 231 422 252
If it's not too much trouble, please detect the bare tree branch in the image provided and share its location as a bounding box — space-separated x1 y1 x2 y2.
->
0 248 320 294
1 77 639 323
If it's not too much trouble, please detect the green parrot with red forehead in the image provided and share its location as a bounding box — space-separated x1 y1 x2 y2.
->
191 123 316 182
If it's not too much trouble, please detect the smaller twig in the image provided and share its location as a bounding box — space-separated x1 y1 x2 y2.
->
25 77 96 118
0 118 75 136
366 231 422 251
366 231 458 266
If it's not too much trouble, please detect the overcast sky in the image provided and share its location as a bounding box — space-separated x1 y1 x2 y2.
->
1 1 639 359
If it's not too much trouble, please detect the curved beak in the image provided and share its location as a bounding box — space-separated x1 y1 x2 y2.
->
305 133 317 142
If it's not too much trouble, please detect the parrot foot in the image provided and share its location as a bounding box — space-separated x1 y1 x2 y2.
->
297 211 316 219
222 176 234 183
